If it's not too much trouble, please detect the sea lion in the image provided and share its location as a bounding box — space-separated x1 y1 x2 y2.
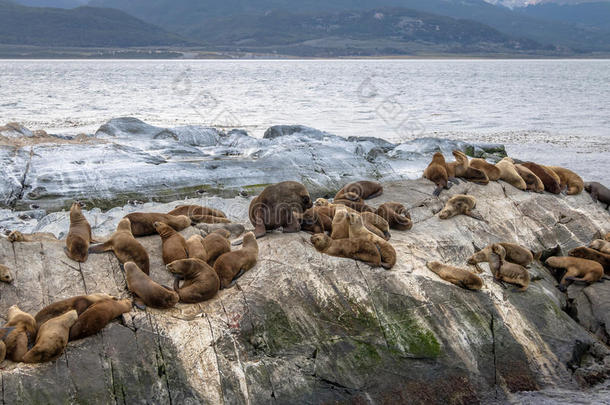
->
515 164 544 193
0 264 13 283
168 205 230 224
186 234 208 262
605 233 610 242
154 222 189 265
361 212 391 240
545 256 603 291
447 151 489 185
124 262 179 309
468 242 535 268
568 247 610 274
167 258 220 303
195 222 245 238
249 181 312 238
347 211 396 269
438 195 483 220
331 198 375 213
201 229 231 266
4 305 37 362
314 198 330 207
8 230 58 243
311 233 381 267
69 298 132 341
334 181 383 201
495 158 527 191
376 202 412 231
589 239 610 255
469 158 501 181
521 162 562 194
88 218 150 274
425 262 483 290
330 206 350 239
22 310 77 363
547 166 584 195
35 293 115 326
294 207 332 235
489 244 530 291
124 212 191 237
585 182 610 209
65 202 94 262
214 232 258 288
424 152 451 196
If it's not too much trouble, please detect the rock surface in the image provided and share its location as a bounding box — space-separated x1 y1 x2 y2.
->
0 118 506 212
1 178 610 404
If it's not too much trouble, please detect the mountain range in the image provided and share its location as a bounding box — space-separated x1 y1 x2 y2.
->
2 0 610 56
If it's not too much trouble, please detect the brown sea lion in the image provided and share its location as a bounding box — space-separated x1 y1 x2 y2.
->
294 207 332 234
195 222 245 238
606 233 610 242
585 182 610 209
154 222 189 265
545 256 603 291
186 234 208 262
124 262 179 309
438 195 482 220
424 152 451 196
515 164 544 193
214 232 259 288
330 206 350 239
489 244 530 291
22 310 77 363
376 202 412 231
568 247 610 274
332 198 376 213
249 181 312 238
521 162 562 194
425 262 483 290
201 229 231 266
547 166 584 195
361 212 391 240
69 298 132 341
589 239 610 255
0 264 13 283
311 233 381 267
334 181 383 201
469 158 501 181
124 212 191 237
4 305 37 362
167 258 220 303
168 205 230 224
447 151 489 185
35 293 115 326
347 211 396 269
65 202 94 262
89 218 150 274
314 198 331 207
495 158 527 191
8 230 58 243
468 242 536 268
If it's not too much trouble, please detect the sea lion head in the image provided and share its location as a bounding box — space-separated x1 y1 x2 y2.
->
314 198 330 207
346 211 362 227
584 182 592 192
467 248 489 265
7 231 24 242
123 261 141 276
211 228 231 239
0 265 13 283
545 256 562 268
116 218 132 232
491 244 506 260
310 233 331 251
589 239 605 251
431 152 446 165
426 261 441 271
438 206 454 220
153 221 172 236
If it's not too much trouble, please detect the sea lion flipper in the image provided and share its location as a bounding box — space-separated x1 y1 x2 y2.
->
432 186 443 197
231 239 244 246
134 298 147 310
448 177 460 185
173 277 181 291
89 242 112 254
466 210 485 222
0 326 16 340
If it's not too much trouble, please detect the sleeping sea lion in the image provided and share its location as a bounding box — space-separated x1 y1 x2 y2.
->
201 229 231 266
521 162 561 194
376 202 412 231
568 247 610 274
347 211 396 269
22 310 77 363
124 213 191 237
438 195 482 221
168 205 230 224
311 233 381 267
35 293 115 326
495 158 527 191
186 234 208 262
469 158 501 181
468 242 536 268
426 262 483 290
547 166 584 195
4 305 37 362
168 258 220 303
0 264 13 283
515 164 544 193
8 231 58 243
89 218 150 274
249 181 312 238
69 298 132 341
334 181 383 201
545 256 603 291
124 262 179 309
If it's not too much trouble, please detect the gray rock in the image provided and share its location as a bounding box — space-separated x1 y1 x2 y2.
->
1 179 609 403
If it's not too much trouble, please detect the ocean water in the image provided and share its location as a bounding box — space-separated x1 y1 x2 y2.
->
0 59 609 180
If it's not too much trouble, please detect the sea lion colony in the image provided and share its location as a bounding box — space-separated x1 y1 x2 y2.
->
0 153 607 364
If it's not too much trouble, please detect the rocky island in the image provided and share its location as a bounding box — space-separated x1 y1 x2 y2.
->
0 119 609 404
